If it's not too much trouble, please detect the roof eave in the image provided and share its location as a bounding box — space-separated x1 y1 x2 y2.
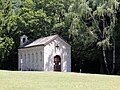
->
18 44 45 49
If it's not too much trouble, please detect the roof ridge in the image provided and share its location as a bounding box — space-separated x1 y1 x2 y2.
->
40 34 58 39
20 34 59 48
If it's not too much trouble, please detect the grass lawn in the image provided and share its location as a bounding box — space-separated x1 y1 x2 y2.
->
0 70 120 90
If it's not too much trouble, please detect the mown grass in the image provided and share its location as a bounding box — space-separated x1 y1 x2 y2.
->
0 70 120 90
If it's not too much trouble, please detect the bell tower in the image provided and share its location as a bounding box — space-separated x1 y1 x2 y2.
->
20 35 28 46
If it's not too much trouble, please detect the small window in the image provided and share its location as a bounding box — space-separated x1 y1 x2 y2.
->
32 53 34 70
24 54 26 65
28 54 30 61
32 53 34 62
23 38 26 43
24 54 26 60
28 53 30 67
40 52 42 61
36 52 38 68
36 52 38 61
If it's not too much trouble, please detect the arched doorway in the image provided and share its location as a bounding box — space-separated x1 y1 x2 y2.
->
54 55 61 71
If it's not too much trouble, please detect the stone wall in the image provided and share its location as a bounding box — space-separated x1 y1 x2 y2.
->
44 37 71 72
18 46 44 71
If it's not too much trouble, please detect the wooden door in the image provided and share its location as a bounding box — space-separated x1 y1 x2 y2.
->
54 55 61 71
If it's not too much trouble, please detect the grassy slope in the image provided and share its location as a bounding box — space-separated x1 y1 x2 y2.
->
0 70 120 90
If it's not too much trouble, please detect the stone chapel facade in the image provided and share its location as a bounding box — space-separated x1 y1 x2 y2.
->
18 35 71 72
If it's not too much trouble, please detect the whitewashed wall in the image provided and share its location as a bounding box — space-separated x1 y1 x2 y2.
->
44 41 54 71
18 46 44 71
18 37 71 72
44 37 71 72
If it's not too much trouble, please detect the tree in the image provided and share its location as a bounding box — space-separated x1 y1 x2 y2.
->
0 0 70 70
17 0 68 38
66 0 119 74
0 0 20 69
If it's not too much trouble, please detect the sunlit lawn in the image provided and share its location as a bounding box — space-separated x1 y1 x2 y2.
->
0 70 120 90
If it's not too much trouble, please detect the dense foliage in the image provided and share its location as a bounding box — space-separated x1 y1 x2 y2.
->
0 0 119 74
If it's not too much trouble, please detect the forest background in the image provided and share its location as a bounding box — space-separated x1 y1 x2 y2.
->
0 0 120 74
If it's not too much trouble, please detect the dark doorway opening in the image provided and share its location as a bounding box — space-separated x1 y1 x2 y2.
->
54 55 61 71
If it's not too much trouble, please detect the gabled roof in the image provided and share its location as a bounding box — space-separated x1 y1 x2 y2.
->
19 35 61 48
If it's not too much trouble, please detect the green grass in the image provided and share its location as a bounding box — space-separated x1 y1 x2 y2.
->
0 70 120 90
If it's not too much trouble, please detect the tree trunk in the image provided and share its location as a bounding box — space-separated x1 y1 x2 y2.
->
102 18 110 74
102 46 110 74
111 39 115 74
100 56 104 74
